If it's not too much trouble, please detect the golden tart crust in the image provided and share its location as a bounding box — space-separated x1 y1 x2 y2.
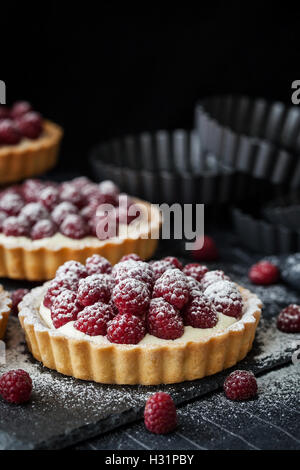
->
18 284 262 385
0 198 161 281
0 285 12 339
0 120 63 184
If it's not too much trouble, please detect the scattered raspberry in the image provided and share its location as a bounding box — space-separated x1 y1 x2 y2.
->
86 254 112 275
120 253 142 262
51 290 83 328
31 219 57 239
60 214 88 239
201 270 229 290
183 295 218 328
113 260 154 289
0 192 24 215
0 119 22 145
192 235 219 261
149 259 176 281
107 312 146 344
204 280 243 318
163 256 183 270
0 369 32 404
20 202 49 225
74 302 113 336
56 260 87 282
51 202 78 226
224 370 257 401
78 274 111 306
183 263 208 282
146 298 184 340
277 305 300 333
15 111 43 139
112 278 150 316
43 277 78 308
144 392 177 434
10 101 32 118
39 186 60 211
152 269 189 310
249 261 279 285
11 289 29 315
2 216 30 236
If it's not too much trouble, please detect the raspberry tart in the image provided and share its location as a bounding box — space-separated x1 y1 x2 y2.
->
0 101 63 184
0 177 160 280
0 285 12 339
18 257 262 385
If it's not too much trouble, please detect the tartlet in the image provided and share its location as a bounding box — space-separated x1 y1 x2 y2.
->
0 285 12 339
18 258 262 385
0 101 63 184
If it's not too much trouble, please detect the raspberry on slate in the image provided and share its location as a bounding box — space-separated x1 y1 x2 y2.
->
11 289 29 316
249 261 280 285
78 274 111 306
183 263 208 282
86 254 112 276
144 392 177 434
107 312 146 344
183 295 218 329
204 280 243 319
163 256 183 270
192 235 219 261
51 290 83 328
0 369 32 404
277 304 300 333
152 268 189 310
224 370 258 401
112 278 150 316
146 298 184 340
74 302 113 336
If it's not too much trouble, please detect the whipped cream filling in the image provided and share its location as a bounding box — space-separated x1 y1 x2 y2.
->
39 301 238 346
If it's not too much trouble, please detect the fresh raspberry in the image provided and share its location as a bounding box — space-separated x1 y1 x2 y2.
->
112 278 150 315
109 298 119 316
204 280 243 319
120 253 142 262
0 369 32 404
98 180 119 205
112 260 154 289
31 219 57 239
86 254 112 275
15 111 43 139
224 370 257 401
60 214 88 239
43 276 78 308
277 305 300 333
51 290 83 328
149 259 176 281
80 182 100 201
146 298 184 340
0 119 22 145
10 101 32 118
249 261 279 285
0 211 6 232
56 260 87 282
2 216 30 236
186 276 203 298
60 183 85 208
71 176 91 189
144 392 177 434
51 201 78 225
192 235 219 261
183 295 218 328
163 256 183 270
39 186 60 211
21 179 44 203
107 312 146 344
78 274 111 306
80 204 96 221
201 270 229 290
0 192 24 215
183 263 208 282
20 202 49 225
152 269 189 310
74 302 113 336
11 289 29 315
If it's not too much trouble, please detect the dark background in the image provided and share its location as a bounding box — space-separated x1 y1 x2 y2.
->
2 3 300 173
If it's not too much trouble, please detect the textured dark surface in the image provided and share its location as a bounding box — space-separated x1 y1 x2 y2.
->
0 254 299 450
